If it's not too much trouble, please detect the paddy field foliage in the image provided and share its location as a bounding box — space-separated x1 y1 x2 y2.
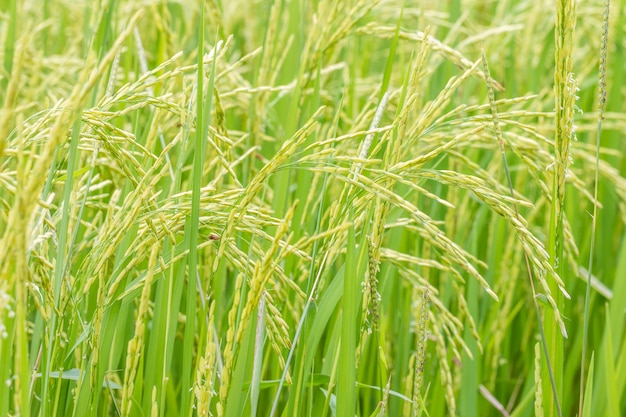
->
0 0 624 416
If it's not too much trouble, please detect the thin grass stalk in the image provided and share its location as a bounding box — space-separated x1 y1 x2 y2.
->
579 1 610 415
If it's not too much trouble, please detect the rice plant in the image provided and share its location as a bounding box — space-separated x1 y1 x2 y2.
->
0 1 624 416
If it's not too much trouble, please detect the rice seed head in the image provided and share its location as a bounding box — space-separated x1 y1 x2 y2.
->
534 343 544 417
413 287 430 417
597 0 610 117
365 236 381 333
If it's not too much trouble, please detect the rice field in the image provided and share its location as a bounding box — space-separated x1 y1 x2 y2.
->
0 0 625 416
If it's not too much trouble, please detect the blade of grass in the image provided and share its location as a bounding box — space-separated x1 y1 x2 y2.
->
180 6 217 413
603 304 619 417
250 294 266 417
581 353 594 417
579 2 609 415
336 218 359 417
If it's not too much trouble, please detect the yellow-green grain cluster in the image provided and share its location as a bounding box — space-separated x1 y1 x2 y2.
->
0 1 623 417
